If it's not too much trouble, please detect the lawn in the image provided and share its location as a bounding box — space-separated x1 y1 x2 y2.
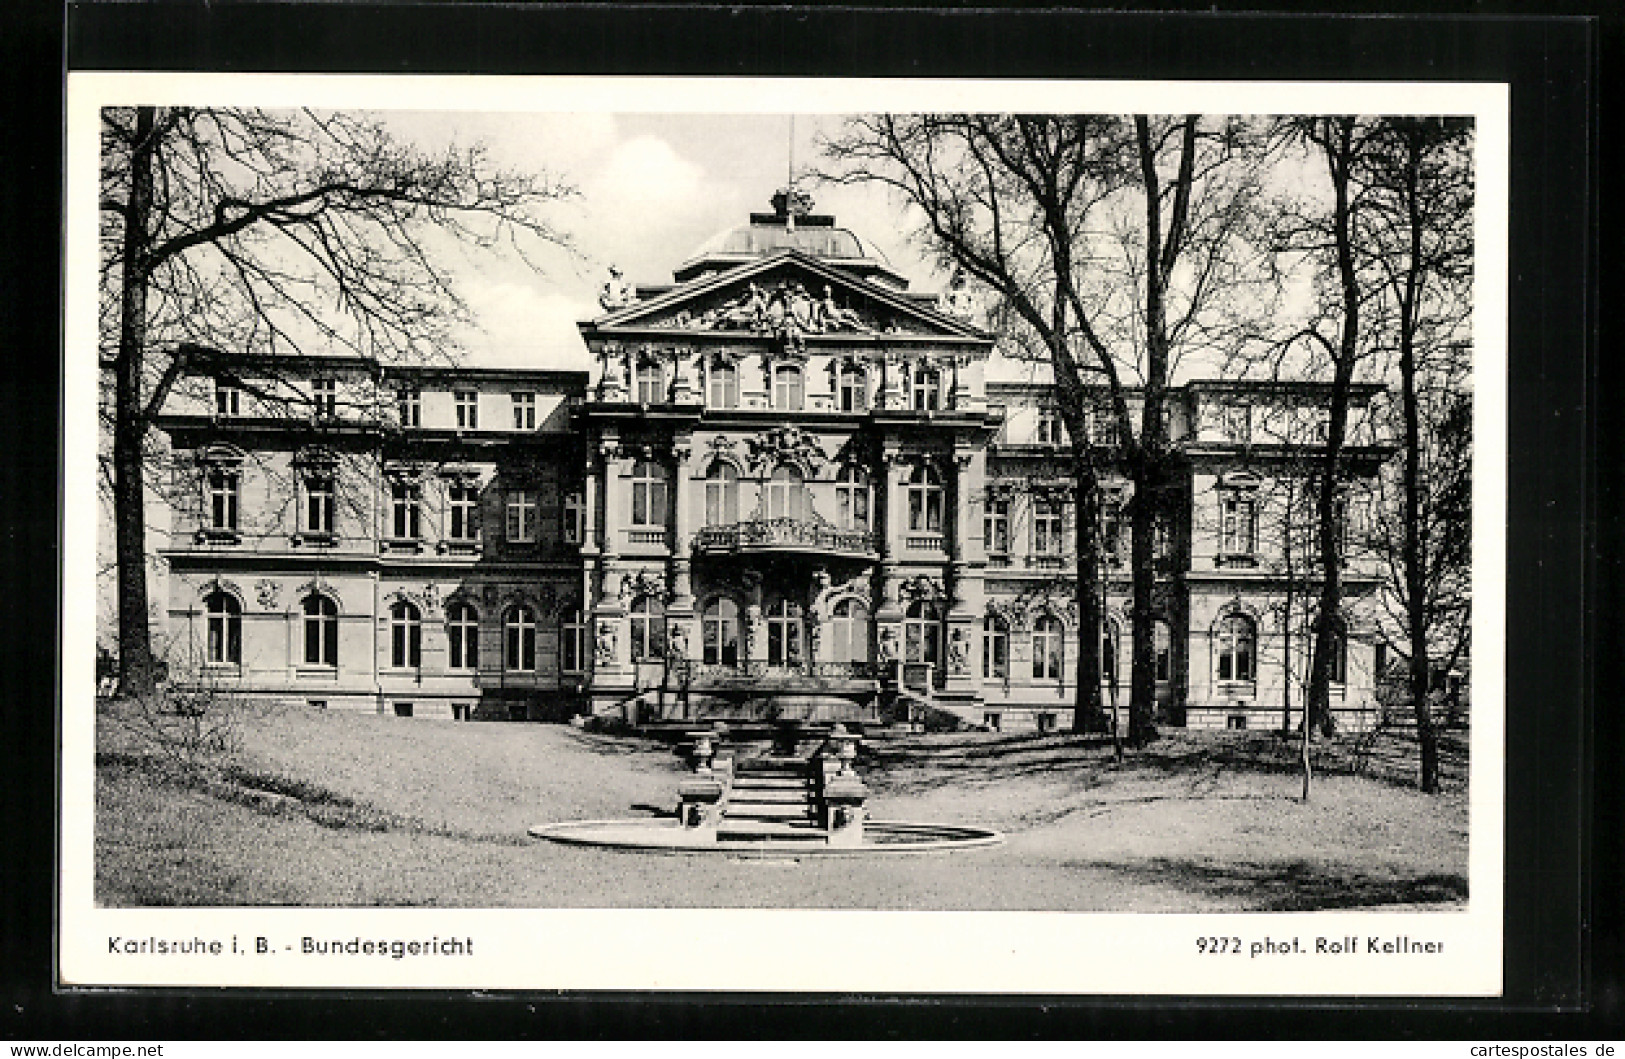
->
94 698 1469 911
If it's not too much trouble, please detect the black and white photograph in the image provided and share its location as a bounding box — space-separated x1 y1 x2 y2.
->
61 75 1507 995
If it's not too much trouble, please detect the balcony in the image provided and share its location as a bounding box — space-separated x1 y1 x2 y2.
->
692 518 878 559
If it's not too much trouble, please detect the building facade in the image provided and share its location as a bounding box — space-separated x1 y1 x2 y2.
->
154 192 1390 731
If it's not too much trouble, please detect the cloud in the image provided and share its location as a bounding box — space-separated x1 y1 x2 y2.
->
457 280 596 373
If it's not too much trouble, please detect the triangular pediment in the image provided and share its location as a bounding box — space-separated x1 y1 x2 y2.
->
583 251 990 343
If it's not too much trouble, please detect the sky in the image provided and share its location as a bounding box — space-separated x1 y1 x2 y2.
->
377 111 943 374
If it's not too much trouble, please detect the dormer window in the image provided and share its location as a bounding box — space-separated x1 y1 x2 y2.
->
214 380 241 417
512 391 536 430
1222 402 1252 444
396 386 421 428
1037 408 1066 446
312 378 337 419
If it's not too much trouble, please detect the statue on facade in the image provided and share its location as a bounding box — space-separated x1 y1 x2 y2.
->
877 625 900 664
599 265 637 311
667 622 689 662
817 284 870 333
938 268 979 322
946 626 970 675
594 619 618 665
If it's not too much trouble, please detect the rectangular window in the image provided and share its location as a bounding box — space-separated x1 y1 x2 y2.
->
1090 410 1119 447
1036 712 1057 734
506 490 537 542
1033 501 1063 554
447 482 479 541
454 391 478 429
312 378 337 419
838 368 867 412
1037 409 1066 446
1223 402 1252 444
305 475 335 535
561 613 586 674
984 500 1009 554
1101 500 1124 564
562 493 583 544
396 387 420 428
983 712 1002 732
1221 495 1258 556
636 365 665 405
208 469 239 531
709 364 738 409
773 367 804 411
215 380 241 417
512 392 536 430
390 480 421 540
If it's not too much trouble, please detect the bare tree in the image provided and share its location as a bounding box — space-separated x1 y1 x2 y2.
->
100 106 575 693
823 114 1271 746
1362 117 1474 793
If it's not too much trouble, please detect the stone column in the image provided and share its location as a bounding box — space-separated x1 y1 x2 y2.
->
667 437 698 662
943 449 980 699
590 438 632 708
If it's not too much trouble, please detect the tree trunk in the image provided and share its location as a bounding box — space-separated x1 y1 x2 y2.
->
1071 451 1106 733
1127 463 1159 746
1307 118 1359 740
1397 128 1442 794
113 106 159 696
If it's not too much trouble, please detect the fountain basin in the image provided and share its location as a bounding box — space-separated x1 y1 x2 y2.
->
528 818 1003 857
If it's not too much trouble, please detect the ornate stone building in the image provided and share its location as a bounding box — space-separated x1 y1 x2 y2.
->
153 191 1390 731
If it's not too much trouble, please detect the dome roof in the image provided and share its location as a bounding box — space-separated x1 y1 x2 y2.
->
688 220 880 264
670 188 906 288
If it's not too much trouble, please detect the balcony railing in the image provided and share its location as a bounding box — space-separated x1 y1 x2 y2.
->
679 661 883 686
692 518 877 558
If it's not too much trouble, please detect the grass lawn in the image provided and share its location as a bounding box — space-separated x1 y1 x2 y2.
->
94 699 1469 911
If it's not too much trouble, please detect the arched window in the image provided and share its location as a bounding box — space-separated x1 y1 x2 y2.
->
982 614 1008 679
837 363 867 412
504 605 537 672
911 364 941 411
389 600 422 669
704 461 739 526
1215 612 1256 683
631 460 668 528
560 608 586 674
204 590 241 666
767 465 806 521
447 601 479 670
702 597 740 666
829 598 870 664
635 362 665 405
907 464 943 533
835 465 871 531
1032 615 1063 680
302 593 338 667
772 364 804 411
766 598 803 666
904 600 940 666
709 361 739 409
630 595 665 662
1154 619 1173 683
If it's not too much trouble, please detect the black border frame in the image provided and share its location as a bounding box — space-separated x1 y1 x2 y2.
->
2 1 1605 1039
